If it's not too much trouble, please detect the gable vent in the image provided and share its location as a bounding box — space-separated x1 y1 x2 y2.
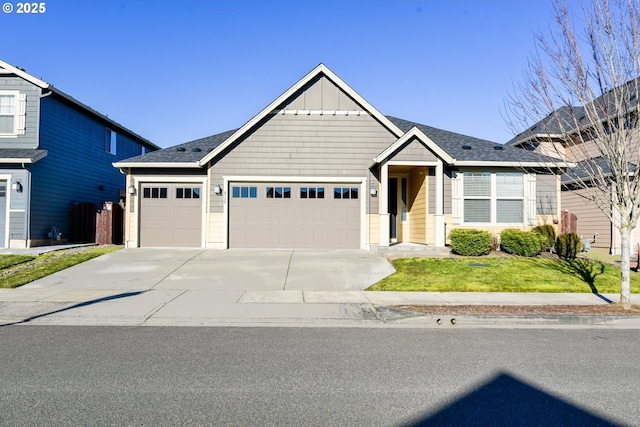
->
493 145 504 150
462 145 472 150
192 147 202 152
176 147 186 152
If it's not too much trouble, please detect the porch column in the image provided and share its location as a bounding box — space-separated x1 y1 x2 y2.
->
434 159 446 247
379 161 390 247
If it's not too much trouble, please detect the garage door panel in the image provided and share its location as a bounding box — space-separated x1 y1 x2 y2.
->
229 182 360 249
140 183 202 248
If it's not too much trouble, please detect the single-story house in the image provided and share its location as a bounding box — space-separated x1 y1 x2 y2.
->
115 64 566 250
0 59 159 248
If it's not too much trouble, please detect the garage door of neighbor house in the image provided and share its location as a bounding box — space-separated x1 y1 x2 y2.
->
139 183 202 247
229 182 361 249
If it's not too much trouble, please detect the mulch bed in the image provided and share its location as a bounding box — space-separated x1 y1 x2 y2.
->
395 304 640 316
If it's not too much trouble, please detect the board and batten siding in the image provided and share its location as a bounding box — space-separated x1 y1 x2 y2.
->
0 77 40 149
208 112 398 212
30 96 148 241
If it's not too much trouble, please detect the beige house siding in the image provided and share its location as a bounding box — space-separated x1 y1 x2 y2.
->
207 212 224 248
367 214 379 245
408 167 427 243
387 138 438 162
209 112 397 212
536 173 559 216
561 187 611 251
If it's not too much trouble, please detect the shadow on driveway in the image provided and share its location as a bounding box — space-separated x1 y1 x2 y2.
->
0 291 146 327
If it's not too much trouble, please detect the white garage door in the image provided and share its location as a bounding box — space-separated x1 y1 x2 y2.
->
139 183 202 247
229 182 360 249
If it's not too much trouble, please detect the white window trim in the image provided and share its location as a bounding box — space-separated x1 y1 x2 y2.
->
456 170 533 226
106 128 117 155
0 91 26 137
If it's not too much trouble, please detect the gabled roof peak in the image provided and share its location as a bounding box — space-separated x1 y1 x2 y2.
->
197 63 404 166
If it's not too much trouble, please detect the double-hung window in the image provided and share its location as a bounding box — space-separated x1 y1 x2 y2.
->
463 171 524 224
0 91 26 136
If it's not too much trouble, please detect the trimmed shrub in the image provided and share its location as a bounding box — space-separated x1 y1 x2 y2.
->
555 232 582 259
532 224 556 252
449 228 493 256
500 229 545 257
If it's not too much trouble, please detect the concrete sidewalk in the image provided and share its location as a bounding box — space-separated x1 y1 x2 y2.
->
0 248 638 328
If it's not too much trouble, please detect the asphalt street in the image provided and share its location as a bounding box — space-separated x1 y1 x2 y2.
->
1 326 638 426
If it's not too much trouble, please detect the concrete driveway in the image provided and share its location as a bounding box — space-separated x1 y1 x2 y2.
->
20 248 395 292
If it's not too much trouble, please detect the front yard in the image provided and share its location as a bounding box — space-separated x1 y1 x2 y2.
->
0 246 121 289
368 255 640 293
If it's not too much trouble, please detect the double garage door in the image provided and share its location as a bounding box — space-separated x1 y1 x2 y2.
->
229 182 361 249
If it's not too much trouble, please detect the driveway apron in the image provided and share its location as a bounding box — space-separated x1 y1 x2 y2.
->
21 248 394 292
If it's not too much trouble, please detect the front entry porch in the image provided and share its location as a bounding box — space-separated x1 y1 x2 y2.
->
377 163 446 248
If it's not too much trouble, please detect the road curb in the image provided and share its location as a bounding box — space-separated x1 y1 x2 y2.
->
376 306 640 327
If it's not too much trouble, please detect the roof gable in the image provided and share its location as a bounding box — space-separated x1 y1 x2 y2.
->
197 64 404 166
373 126 454 165
386 116 569 167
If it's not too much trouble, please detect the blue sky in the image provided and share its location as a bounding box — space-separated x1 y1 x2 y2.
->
1 0 557 148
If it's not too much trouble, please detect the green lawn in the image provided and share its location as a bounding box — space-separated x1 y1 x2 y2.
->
368 256 640 293
0 246 122 289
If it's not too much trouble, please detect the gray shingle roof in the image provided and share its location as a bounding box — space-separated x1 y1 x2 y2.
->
507 106 585 145
120 129 237 164
508 78 640 146
121 116 564 166
0 149 48 163
562 156 637 183
386 116 560 164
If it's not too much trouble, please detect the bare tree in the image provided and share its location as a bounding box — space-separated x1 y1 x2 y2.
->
507 0 640 307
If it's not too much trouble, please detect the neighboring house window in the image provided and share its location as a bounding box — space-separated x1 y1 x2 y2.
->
334 187 358 199
139 145 147 155
300 187 325 199
232 186 257 198
0 91 26 136
463 172 524 223
105 129 117 155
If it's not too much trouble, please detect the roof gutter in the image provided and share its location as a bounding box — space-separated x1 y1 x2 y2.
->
112 161 202 169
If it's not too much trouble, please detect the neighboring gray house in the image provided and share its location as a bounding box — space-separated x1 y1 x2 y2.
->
115 64 565 250
507 81 640 255
0 59 158 248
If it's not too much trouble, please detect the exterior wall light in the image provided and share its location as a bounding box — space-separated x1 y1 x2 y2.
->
213 184 222 195
128 184 137 196
12 181 22 193
370 186 377 197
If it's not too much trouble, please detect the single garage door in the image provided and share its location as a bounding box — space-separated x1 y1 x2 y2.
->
139 183 202 247
229 182 360 249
